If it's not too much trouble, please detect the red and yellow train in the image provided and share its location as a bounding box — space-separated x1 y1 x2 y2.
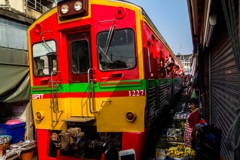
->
27 0 184 159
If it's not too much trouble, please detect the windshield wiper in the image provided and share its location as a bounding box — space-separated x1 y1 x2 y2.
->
99 24 116 64
41 37 57 56
38 31 56 56
104 24 116 55
99 46 113 63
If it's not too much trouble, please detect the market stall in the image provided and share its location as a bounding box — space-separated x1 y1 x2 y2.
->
156 109 192 160
156 138 195 160
0 120 36 160
155 99 220 160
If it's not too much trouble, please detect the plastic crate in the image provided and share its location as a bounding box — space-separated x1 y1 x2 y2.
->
0 122 26 143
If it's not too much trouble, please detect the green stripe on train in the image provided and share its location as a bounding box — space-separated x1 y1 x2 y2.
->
31 79 147 94
31 78 181 94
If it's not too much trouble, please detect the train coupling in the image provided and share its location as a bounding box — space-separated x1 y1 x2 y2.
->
59 127 85 151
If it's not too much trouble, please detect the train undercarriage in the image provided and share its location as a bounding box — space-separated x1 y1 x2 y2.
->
37 126 147 160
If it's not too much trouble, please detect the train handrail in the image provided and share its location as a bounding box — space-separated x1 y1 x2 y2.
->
50 71 63 114
87 68 97 114
98 19 116 25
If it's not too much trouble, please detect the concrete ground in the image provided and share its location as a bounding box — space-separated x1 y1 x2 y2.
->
32 154 38 160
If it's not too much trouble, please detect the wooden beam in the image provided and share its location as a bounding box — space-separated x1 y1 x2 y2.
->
198 4 204 9
25 101 34 140
191 0 199 35
187 0 197 49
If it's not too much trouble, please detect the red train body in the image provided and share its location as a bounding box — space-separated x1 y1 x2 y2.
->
27 0 184 159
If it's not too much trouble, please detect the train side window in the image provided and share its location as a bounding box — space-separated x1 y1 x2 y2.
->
160 51 165 77
170 55 174 64
147 42 152 75
157 56 161 75
165 56 169 77
32 40 57 76
70 40 90 74
151 44 155 75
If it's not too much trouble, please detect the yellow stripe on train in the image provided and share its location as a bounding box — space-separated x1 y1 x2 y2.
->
32 96 145 132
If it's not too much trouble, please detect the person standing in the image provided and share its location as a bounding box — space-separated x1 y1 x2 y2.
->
184 98 200 147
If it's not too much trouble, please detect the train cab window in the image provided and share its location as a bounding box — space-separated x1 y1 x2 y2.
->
97 29 136 71
70 40 90 74
32 40 57 76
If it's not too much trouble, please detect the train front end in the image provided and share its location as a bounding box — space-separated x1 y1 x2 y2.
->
28 0 146 159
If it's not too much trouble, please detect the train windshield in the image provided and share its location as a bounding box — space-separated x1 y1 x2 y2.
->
32 40 57 76
97 29 136 71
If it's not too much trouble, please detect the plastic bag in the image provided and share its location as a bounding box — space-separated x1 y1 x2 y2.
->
190 90 197 99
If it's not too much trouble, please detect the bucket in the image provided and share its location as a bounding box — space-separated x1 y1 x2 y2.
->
0 122 26 143
18 149 35 160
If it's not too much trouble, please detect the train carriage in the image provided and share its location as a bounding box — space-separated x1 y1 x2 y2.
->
27 0 184 159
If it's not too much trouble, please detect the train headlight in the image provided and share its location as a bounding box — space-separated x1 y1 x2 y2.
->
36 111 45 120
74 1 82 11
126 111 137 122
61 4 69 14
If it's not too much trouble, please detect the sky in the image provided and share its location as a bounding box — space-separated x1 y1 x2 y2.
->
126 0 193 55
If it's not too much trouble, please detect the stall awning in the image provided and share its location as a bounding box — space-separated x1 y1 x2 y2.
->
0 47 30 103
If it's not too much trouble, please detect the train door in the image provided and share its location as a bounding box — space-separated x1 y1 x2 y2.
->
66 31 93 117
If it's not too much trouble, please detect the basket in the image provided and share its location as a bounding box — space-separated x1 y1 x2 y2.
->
0 135 12 152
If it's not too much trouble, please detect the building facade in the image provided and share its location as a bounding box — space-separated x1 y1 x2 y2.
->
0 0 56 140
188 0 240 159
176 54 192 75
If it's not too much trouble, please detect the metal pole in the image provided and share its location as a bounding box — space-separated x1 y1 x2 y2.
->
199 89 201 107
209 52 211 124
51 71 62 114
51 71 55 113
55 82 58 113
91 81 95 112
88 68 93 114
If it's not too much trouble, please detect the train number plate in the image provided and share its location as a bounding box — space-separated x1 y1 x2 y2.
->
129 90 144 96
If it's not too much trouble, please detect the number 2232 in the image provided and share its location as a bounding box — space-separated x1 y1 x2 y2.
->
129 90 144 96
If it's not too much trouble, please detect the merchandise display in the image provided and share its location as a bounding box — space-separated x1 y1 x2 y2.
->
166 145 195 159
174 112 189 120
0 118 36 160
167 129 184 142
0 140 36 160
